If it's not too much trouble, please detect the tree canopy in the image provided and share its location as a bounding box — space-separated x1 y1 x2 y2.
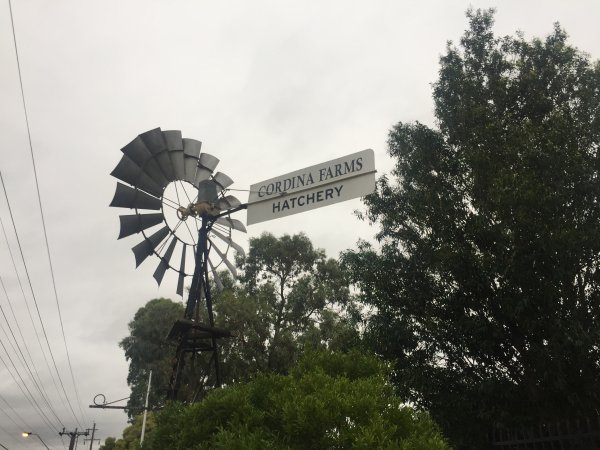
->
343 9 600 449
98 414 155 450
118 233 360 418
144 350 449 450
227 232 360 376
119 298 184 418
192 232 361 392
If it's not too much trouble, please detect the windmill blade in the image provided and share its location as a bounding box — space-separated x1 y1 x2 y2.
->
153 236 178 286
194 167 213 187
183 138 202 184
210 228 245 257
209 239 237 278
215 217 247 233
131 226 170 267
183 138 202 158
118 213 164 239
121 136 169 188
163 130 185 180
140 128 175 181
208 257 224 291
212 172 234 190
176 245 187 296
216 195 242 211
194 153 220 187
121 136 152 164
109 182 162 210
199 153 219 171
111 155 163 197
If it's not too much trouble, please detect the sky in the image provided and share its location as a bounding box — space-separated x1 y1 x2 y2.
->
0 1 598 448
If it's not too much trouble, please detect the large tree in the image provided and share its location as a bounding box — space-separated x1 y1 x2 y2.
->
98 414 156 450
228 232 360 374
196 232 360 388
342 9 600 448
119 233 360 417
119 298 184 418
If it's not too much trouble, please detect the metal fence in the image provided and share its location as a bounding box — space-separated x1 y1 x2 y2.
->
490 417 600 449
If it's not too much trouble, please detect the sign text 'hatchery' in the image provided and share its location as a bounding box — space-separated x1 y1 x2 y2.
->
247 149 376 225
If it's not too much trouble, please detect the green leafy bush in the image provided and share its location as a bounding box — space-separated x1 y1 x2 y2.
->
144 351 449 449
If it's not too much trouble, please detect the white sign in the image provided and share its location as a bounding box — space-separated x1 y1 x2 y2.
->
247 149 375 225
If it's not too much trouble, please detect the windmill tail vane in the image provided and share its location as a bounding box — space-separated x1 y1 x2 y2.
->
109 127 247 400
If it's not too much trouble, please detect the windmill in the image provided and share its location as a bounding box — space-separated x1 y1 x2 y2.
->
109 127 247 400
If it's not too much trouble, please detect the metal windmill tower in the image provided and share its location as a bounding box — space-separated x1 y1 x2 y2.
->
109 127 246 400
109 126 376 404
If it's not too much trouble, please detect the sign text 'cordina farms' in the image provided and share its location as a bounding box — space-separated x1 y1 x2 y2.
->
247 149 376 225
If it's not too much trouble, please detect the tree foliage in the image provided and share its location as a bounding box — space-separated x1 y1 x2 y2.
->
99 414 156 450
226 232 360 375
176 232 361 394
119 298 184 418
98 437 116 450
144 351 449 450
119 233 360 417
342 9 600 448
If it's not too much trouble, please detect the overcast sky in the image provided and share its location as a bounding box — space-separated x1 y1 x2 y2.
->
0 1 599 448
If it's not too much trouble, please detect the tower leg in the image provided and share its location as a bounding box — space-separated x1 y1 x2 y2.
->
167 215 227 401
167 343 186 401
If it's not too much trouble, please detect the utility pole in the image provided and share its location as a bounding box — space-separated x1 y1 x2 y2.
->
84 423 99 450
140 371 152 446
59 428 89 450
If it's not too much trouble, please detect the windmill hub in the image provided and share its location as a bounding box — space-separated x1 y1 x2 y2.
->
110 127 247 293
176 201 221 221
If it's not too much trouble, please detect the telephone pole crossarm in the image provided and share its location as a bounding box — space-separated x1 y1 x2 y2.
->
84 423 98 450
59 428 89 450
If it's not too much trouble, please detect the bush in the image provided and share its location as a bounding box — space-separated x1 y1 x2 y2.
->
144 350 449 449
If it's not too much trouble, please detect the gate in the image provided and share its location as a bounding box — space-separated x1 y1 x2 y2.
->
491 416 600 449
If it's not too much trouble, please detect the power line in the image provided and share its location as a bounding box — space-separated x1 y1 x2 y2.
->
0 421 23 450
0 278 66 429
0 391 33 431
0 341 59 434
0 309 63 429
0 215 70 428
0 213 73 423
0 172 83 429
7 0 89 427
